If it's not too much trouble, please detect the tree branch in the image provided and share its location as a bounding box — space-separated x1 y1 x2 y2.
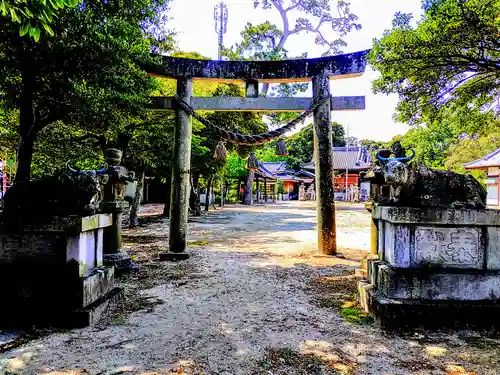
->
71 133 107 150
428 72 482 106
285 1 300 12
290 16 327 35
271 0 290 48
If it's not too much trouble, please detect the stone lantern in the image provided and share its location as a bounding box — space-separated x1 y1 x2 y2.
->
102 148 135 270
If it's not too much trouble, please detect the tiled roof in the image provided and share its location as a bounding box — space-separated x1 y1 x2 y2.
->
256 162 314 182
464 148 500 169
255 162 276 179
260 162 287 173
302 146 372 170
294 169 315 178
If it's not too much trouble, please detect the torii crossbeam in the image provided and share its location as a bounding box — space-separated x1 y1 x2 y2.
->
146 50 369 259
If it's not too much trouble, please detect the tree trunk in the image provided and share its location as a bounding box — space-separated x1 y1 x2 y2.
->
129 168 145 228
162 173 172 217
264 178 268 202
14 137 35 183
14 68 37 183
255 176 260 203
190 173 201 216
205 175 213 211
219 179 225 208
243 170 255 205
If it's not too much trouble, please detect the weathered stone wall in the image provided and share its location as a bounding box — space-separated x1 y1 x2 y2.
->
360 205 500 330
0 213 118 327
373 206 500 271
0 214 112 277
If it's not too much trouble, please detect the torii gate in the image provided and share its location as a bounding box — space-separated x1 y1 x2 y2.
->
147 50 369 260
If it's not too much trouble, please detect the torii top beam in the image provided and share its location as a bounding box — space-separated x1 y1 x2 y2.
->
148 50 370 83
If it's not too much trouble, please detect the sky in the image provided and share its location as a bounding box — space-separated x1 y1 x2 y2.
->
168 0 424 142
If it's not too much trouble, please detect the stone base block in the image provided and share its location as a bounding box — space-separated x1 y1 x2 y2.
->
79 266 115 307
0 265 119 329
63 287 123 328
103 251 136 272
362 206 500 331
159 252 190 261
375 262 500 301
354 268 367 277
0 287 123 329
359 282 500 331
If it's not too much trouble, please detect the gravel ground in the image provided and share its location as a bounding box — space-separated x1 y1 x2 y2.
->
1 202 499 375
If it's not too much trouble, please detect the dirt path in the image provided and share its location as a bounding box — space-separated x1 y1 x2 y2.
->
1 202 500 375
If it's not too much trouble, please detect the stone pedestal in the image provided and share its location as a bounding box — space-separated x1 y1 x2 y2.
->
0 214 121 328
359 206 500 330
101 148 136 271
103 200 132 270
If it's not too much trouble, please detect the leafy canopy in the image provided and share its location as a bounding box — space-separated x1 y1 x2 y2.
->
0 0 173 181
369 0 500 125
0 0 80 41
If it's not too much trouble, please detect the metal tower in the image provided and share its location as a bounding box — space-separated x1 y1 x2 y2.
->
214 1 228 60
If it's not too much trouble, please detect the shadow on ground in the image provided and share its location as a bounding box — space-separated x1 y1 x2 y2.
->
1 202 497 375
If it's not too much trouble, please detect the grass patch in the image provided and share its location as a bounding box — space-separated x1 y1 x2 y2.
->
255 347 353 375
338 298 373 325
306 273 373 326
122 235 168 245
109 315 127 326
187 240 210 247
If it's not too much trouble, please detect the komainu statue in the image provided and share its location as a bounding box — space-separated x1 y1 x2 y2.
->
372 141 486 209
3 162 109 217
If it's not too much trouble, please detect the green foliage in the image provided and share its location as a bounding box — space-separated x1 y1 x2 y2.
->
359 139 385 161
383 106 500 186
0 106 18 157
275 179 284 194
0 0 173 181
284 124 314 170
339 302 373 325
255 142 287 163
226 21 284 60
193 83 267 180
31 122 104 177
225 151 248 180
445 126 500 183
0 0 80 41
284 122 346 170
369 0 500 125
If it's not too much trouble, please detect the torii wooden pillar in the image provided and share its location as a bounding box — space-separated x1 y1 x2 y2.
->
312 74 336 255
147 50 369 258
159 78 192 261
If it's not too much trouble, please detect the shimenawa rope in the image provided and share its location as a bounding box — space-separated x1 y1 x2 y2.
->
173 94 329 145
